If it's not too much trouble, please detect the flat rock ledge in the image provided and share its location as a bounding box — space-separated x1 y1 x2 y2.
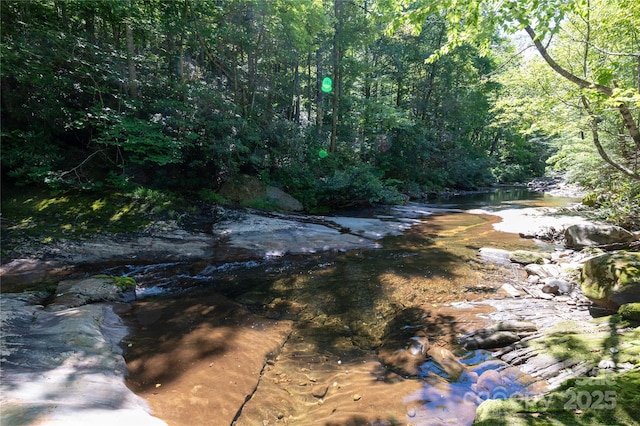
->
1 208 422 291
0 207 427 425
0 293 167 426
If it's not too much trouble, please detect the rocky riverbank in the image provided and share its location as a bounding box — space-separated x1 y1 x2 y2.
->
1 194 638 425
458 223 640 425
1 206 423 426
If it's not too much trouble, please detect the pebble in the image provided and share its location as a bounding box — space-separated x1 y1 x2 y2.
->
598 359 616 370
312 385 328 398
352 394 362 401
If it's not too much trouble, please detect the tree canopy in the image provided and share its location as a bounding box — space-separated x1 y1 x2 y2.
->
1 0 638 219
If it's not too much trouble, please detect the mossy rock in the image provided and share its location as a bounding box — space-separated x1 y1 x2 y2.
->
509 250 547 265
474 367 640 425
48 275 136 310
580 252 640 310
218 174 303 212
618 303 640 322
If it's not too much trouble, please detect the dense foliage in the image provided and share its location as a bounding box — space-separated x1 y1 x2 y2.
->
402 0 640 225
1 0 638 218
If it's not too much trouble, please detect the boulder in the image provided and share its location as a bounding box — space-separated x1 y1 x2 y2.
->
580 252 640 309
460 321 536 350
524 263 561 279
541 278 573 295
564 224 637 249
618 303 640 321
462 330 520 350
48 276 136 310
264 186 304 212
478 248 511 264
509 250 547 265
219 174 303 212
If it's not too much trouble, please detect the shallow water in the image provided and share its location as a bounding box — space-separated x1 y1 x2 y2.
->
119 189 576 425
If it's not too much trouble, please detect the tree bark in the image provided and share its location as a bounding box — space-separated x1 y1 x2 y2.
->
581 97 640 180
330 0 342 153
316 48 324 134
125 10 137 99
524 25 640 149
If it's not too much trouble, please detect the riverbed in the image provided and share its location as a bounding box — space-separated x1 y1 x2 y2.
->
115 189 585 425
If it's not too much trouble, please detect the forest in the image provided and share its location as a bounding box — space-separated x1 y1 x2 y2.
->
1 0 639 225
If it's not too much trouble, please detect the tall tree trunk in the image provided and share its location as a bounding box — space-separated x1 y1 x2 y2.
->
126 15 137 99
316 48 324 135
293 61 301 124
306 51 312 123
329 0 342 153
489 132 500 156
396 78 403 107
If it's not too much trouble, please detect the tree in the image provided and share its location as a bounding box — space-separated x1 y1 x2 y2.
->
397 0 640 182
1 0 538 207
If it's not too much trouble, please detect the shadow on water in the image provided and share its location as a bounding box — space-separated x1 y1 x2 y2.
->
118 193 551 425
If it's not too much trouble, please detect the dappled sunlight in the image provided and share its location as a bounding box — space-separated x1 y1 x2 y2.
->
110 202 136 222
10 217 35 230
114 194 599 424
122 291 292 426
91 198 107 211
35 196 69 212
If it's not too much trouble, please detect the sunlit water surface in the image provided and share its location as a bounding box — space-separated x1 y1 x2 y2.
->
115 189 578 425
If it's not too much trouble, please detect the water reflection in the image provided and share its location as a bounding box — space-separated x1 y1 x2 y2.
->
405 350 538 425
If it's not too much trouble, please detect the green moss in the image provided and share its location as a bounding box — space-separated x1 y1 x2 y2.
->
509 250 547 265
93 275 137 291
580 252 640 306
1 186 190 256
474 315 640 425
618 303 640 322
528 317 640 365
474 369 640 425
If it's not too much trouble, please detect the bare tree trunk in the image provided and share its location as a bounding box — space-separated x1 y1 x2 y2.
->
330 0 342 153
307 51 312 123
293 61 301 124
524 25 640 150
582 97 640 180
316 48 324 135
126 13 137 99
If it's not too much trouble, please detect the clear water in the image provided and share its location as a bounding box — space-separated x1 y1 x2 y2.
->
118 188 575 425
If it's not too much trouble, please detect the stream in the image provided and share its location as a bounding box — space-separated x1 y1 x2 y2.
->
114 188 579 426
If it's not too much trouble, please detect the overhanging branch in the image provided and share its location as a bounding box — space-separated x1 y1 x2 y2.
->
524 25 640 149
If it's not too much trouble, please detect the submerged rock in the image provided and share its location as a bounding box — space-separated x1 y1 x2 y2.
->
580 252 640 309
378 335 431 377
